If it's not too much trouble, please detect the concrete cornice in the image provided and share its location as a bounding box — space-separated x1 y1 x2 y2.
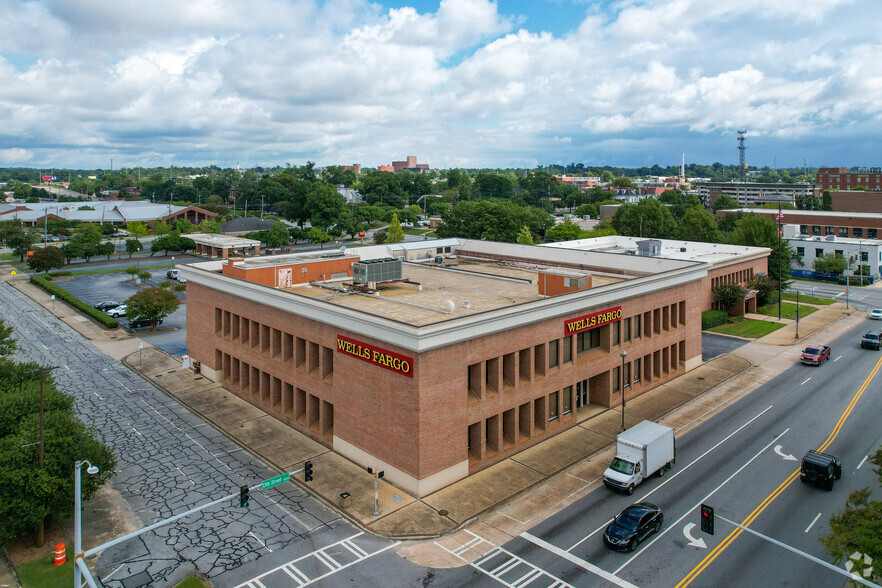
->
179 263 708 353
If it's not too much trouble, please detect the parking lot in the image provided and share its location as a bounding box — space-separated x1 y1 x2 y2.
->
53 269 188 355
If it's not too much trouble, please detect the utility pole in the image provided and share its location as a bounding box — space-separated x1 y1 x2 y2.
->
24 366 57 547
777 200 783 320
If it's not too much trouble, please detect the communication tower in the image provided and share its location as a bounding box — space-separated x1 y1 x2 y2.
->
737 130 747 181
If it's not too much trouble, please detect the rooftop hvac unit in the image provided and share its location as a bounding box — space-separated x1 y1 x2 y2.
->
636 239 662 256
353 257 402 284
825 235 836 241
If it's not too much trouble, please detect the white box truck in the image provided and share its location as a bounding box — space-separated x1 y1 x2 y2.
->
603 420 676 495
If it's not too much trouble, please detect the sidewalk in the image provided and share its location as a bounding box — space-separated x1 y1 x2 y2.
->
0 258 864 574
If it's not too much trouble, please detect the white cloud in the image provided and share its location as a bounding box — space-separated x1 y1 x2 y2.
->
0 0 879 168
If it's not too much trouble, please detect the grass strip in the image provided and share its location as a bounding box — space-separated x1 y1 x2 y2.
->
709 319 786 338
781 292 834 305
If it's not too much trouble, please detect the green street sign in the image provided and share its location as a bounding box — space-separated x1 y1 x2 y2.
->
261 472 290 490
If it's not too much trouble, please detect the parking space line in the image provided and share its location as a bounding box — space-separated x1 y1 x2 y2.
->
804 513 822 533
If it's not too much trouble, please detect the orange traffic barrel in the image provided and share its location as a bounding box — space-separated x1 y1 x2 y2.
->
53 543 66 565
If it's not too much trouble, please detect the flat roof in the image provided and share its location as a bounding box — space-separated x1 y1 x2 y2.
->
725 208 882 219
189 233 262 248
541 235 770 265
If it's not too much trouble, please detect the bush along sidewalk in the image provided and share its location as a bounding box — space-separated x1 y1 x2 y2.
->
29 274 119 329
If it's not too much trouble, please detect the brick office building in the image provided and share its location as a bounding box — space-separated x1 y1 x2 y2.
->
720 208 882 240
180 238 768 497
816 167 882 191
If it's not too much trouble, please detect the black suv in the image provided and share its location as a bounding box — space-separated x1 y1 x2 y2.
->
800 450 842 490
127 316 162 329
861 331 882 349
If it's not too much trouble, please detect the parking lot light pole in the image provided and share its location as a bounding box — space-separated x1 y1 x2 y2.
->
795 291 800 339
74 460 99 588
620 349 628 432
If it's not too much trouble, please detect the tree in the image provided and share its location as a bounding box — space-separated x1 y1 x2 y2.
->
27 246 65 273
125 239 143 258
435 200 551 243
266 221 291 249
574 204 597 217
373 230 387 244
125 287 180 330
711 194 740 212
73 223 102 247
126 221 148 237
820 448 882 582
612 199 678 239
0 317 15 356
7 229 35 262
0 341 115 544
174 219 196 234
611 177 634 188
821 190 833 211
152 220 170 235
746 274 779 306
99 241 115 260
813 253 847 275
386 214 405 244
713 282 745 313
125 267 140 282
306 183 348 231
679 207 721 243
730 214 795 288
306 227 331 248
61 241 83 264
546 220 584 242
516 226 535 245
200 218 222 234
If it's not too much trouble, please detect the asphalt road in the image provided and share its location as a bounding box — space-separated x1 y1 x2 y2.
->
465 317 882 588
701 333 748 360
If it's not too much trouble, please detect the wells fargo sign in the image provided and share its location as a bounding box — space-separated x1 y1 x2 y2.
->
564 306 622 335
336 335 414 378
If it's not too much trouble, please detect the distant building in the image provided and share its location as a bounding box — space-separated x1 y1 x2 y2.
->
336 186 363 205
377 165 394 173
829 190 882 213
341 164 361 174
696 181 818 207
717 208 882 241
782 224 882 280
0 200 216 227
554 176 600 190
391 155 429 173
816 167 882 191
220 217 281 236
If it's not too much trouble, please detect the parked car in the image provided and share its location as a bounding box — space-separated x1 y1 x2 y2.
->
167 269 180 280
106 305 128 318
800 450 842 490
603 502 664 552
93 300 121 311
128 316 162 329
860 331 881 350
870 309 882 320
800 345 831 366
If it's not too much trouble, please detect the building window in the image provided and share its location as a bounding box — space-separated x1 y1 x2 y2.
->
548 391 559 421
834 250 843 258
623 362 631 388
796 246 805 257
612 367 620 393
577 329 600 352
825 226 834 235
869 229 878 239
623 317 631 343
862 251 869 262
854 228 863 238
562 336 572 363
633 358 642 383
812 226 821 236
816 248 824 258
548 340 559 368
634 314 642 338
612 321 621 346
800 225 808 234
562 387 572 415
839 227 848 237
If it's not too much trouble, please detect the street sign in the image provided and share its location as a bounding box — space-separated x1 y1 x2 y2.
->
10 271 16 275
261 472 290 490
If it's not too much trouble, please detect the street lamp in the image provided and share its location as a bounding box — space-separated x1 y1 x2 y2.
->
74 460 99 588
620 349 628 432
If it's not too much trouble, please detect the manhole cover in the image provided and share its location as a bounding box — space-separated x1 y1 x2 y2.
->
390 494 405 504
438 509 449 516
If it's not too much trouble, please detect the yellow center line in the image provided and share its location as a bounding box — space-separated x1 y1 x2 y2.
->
675 355 882 588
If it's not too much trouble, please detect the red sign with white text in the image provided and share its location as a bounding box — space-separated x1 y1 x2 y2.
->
336 335 414 377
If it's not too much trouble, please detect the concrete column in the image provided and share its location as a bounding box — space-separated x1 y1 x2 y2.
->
253 245 260 256
222 247 229 259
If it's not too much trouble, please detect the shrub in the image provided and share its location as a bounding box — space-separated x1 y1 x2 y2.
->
29 275 119 329
47 271 73 278
702 310 728 330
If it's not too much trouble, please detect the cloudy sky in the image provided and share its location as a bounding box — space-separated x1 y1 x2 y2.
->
1 0 880 171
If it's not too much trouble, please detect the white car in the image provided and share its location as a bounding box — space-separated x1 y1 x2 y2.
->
107 305 128 318
870 309 882 320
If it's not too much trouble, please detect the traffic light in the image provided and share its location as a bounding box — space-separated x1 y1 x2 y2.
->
239 484 250 508
304 460 313 482
700 504 714 535
367 467 384 479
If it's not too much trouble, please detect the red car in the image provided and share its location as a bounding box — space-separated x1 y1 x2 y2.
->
800 345 831 366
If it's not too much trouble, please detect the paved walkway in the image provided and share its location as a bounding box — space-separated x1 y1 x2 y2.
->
0 261 866 579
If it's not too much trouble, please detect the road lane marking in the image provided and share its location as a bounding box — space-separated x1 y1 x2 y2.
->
801 377 811 385
804 513 822 534
567 404 774 552
774 445 797 461
834 355 842 362
857 455 868 469
248 531 272 553
682 523 707 549
613 429 790 576
520 533 634 588
675 354 882 588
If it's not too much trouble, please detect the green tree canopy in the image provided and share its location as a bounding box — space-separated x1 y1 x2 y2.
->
435 200 552 243
7 229 35 262
306 183 348 232
200 218 222 234
679 207 721 243
611 199 678 239
713 282 745 312
730 214 795 288
306 226 331 248
27 246 66 273
711 193 740 212
125 287 180 330
126 221 149 237
73 223 102 246
516 226 535 245
545 219 584 242
266 221 291 248
813 253 847 275
386 213 405 244
125 238 143 257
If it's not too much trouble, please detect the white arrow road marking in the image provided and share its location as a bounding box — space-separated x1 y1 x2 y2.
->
683 523 707 549
775 445 798 461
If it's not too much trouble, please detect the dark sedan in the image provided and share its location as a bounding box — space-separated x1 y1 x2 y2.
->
603 502 664 552
93 300 121 311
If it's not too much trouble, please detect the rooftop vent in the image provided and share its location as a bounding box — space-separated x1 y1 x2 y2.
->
825 235 836 241
637 239 662 256
353 257 402 284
